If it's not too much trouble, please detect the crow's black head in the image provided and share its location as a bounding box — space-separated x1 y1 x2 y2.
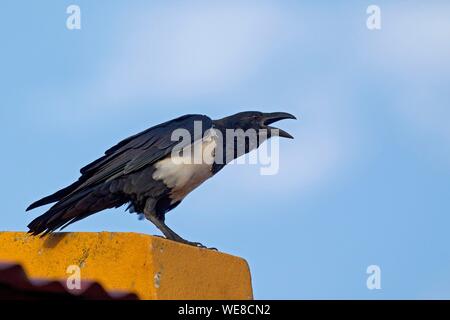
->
214 111 297 139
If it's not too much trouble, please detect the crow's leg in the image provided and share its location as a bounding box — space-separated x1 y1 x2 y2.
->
149 216 209 249
144 203 213 249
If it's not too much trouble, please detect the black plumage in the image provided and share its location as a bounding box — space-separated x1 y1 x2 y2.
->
27 111 295 247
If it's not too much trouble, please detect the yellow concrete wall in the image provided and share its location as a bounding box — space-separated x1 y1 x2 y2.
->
0 232 253 300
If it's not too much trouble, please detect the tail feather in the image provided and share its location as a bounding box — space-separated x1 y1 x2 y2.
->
27 188 90 236
27 209 68 236
27 185 126 236
26 180 83 211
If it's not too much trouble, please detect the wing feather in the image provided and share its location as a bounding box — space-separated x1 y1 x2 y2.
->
73 114 212 192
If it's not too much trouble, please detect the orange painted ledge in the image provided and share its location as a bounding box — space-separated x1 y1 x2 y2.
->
0 232 253 300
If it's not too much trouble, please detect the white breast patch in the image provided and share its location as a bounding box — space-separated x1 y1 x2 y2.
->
152 130 218 203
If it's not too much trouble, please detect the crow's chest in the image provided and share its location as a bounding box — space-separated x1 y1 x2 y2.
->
152 135 217 203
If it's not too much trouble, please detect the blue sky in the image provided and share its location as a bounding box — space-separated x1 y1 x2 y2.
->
1 0 450 299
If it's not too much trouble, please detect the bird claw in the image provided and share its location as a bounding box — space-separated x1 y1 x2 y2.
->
184 241 217 251
153 234 217 250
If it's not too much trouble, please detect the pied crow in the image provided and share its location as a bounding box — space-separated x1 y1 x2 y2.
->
27 111 296 248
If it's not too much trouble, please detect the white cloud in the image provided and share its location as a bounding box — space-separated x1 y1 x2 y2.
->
395 84 450 146
83 2 288 108
363 3 450 73
360 3 450 155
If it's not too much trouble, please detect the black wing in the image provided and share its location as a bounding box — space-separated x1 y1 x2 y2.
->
26 114 212 234
27 114 212 211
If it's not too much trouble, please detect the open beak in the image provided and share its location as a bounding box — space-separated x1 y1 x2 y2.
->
261 112 297 139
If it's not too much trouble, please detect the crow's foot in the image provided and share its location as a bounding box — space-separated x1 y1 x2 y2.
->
178 239 218 251
154 234 217 250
